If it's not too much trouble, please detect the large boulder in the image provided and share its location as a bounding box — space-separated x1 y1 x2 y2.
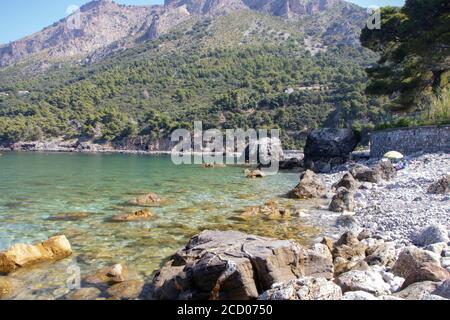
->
332 232 367 262
350 164 382 183
414 225 449 247
244 169 266 179
374 159 397 180
303 128 359 171
335 270 391 296
243 137 284 166
392 246 441 280
0 235 72 274
333 173 360 192
298 244 334 280
400 263 450 289
65 287 102 301
47 212 89 221
259 277 342 300
287 170 326 199
329 188 355 213
427 175 450 194
241 200 291 220
394 281 441 300
365 242 397 267
152 231 309 300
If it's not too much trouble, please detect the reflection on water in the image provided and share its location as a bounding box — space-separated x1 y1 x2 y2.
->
0 152 326 299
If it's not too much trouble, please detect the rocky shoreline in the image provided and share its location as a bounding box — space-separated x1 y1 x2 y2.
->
0 151 449 300
0 138 173 154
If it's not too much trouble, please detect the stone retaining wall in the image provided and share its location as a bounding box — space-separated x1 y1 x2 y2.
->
370 125 450 158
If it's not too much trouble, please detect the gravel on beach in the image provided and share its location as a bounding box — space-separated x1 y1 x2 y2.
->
321 153 450 245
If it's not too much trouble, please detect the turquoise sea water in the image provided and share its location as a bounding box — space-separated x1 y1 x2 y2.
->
0 152 324 299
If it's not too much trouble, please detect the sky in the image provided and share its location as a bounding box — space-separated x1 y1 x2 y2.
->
0 0 406 44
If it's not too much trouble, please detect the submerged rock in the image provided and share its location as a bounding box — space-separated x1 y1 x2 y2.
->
244 169 266 178
241 200 291 220
0 235 72 274
106 279 144 300
0 277 23 300
110 209 153 222
128 193 165 206
65 287 102 300
287 170 326 199
83 263 129 287
47 212 90 221
202 163 226 168
152 230 304 300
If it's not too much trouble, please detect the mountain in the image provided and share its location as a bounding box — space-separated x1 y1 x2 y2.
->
0 1 387 150
0 0 365 69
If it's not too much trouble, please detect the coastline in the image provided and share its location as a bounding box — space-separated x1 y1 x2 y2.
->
0 151 448 301
0 139 304 159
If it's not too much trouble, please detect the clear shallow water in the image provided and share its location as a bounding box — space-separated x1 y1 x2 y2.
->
0 152 324 299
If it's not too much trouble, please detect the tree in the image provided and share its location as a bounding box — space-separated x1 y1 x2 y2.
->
361 0 450 110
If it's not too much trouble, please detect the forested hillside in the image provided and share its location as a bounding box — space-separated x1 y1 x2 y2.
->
0 9 387 149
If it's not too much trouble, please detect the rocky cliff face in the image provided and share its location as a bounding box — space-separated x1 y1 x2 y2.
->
0 0 363 68
165 0 339 17
0 0 156 67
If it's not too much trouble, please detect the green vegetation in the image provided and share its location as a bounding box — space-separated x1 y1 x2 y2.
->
374 88 450 130
0 11 386 148
361 0 450 110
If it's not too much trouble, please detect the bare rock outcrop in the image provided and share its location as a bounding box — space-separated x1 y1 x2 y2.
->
333 173 360 191
427 175 450 194
303 128 359 173
329 187 355 212
152 230 336 300
0 236 72 274
392 246 442 281
287 170 326 199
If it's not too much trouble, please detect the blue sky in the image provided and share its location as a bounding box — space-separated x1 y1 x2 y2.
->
0 0 405 44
